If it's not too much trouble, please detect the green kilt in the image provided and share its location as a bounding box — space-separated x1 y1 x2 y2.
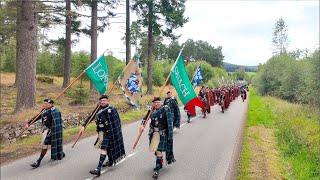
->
149 131 167 152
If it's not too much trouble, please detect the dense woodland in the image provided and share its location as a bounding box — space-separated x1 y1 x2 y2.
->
0 1 318 113
0 0 231 113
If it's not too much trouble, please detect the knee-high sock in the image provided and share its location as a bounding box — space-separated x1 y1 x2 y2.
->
154 156 163 171
37 148 47 162
97 154 106 171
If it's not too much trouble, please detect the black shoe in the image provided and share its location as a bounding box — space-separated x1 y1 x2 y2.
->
167 158 176 164
102 161 112 167
152 171 159 179
30 161 40 168
89 169 101 176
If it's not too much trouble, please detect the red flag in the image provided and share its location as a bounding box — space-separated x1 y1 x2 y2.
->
184 97 205 116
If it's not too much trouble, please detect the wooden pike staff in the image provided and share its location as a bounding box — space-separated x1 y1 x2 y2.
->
132 45 185 150
71 57 135 148
17 71 86 138
17 50 112 138
71 80 118 148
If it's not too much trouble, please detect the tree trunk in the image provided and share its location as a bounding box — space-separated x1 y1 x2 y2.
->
62 0 71 88
15 0 38 113
90 0 98 91
125 0 131 65
146 0 153 94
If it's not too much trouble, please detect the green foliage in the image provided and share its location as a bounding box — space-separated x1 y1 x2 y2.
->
138 35 167 63
65 78 89 105
235 67 245 80
106 55 125 82
223 62 258 72
1 37 16 72
238 87 320 179
185 60 228 88
112 63 126 82
132 0 188 39
0 0 16 44
265 97 320 179
272 17 289 55
246 88 274 128
152 59 165 86
183 39 224 67
186 61 214 84
255 49 320 106
37 48 54 75
166 41 181 62
71 50 90 77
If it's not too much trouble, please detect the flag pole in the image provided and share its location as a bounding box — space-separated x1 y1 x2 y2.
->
133 45 185 150
17 71 86 138
54 71 86 101
159 45 185 97
19 51 111 138
72 79 114 148
132 106 154 149
72 55 139 148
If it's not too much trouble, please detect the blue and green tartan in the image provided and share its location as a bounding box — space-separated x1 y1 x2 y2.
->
105 106 126 165
44 107 64 160
89 105 126 166
148 105 175 162
164 97 181 128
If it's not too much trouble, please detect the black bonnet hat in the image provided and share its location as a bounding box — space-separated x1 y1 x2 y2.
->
44 98 54 104
152 97 161 102
99 94 109 100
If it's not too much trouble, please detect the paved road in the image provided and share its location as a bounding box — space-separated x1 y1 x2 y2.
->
1 97 248 180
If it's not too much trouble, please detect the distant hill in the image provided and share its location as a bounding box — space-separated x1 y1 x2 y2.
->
223 62 258 72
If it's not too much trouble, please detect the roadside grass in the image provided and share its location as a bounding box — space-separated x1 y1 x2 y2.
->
0 105 147 164
237 88 288 179
120 109 148 123
265 97 320 179
236 129 251 180
237 88 320 179
246 72 256 76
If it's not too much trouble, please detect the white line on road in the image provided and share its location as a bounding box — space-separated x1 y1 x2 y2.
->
174 115 201 130
85 114 201 179
85 151 137 180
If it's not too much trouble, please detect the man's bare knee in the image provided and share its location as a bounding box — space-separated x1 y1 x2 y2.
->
155 151 162 157
101 149 107 155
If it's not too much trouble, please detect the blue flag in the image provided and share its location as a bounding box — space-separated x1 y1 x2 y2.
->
192 65 203 89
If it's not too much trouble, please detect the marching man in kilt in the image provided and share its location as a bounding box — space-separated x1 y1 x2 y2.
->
140 97 176 179
241 86 247 102
198 86 207 118
25 98 65 168
79 95 126 176
163 90 181 129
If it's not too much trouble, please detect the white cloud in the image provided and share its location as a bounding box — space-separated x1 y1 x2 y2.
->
68 0 319 66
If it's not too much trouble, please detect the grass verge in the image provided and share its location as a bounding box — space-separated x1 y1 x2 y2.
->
237 88 320 179
0 109 146 165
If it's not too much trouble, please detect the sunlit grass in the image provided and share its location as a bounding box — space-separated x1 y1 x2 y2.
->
237 87 320 179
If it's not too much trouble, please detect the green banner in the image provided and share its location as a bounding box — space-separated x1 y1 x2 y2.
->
85 55 108 95
170 55 197 105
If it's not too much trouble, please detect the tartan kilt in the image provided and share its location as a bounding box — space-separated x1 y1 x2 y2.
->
41 128 51 145
43 135 51 145
100 136 110 150
149 132 167 152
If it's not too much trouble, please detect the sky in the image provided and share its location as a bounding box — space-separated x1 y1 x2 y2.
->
68 0 319 66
